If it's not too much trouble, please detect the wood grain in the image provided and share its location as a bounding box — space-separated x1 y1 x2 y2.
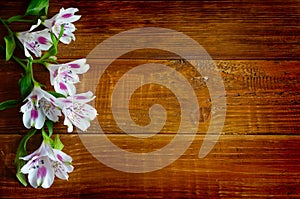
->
1 134 300 198
0 0 300 198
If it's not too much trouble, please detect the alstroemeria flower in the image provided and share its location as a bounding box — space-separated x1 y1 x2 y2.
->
52 148 74 180
20 87 62 129
20 141 55 188
47 59 90 96
59 91 97 132
44 7 81 44
16 19 52 57
20 141 73 188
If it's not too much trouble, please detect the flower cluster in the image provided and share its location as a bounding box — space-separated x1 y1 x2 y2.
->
20 141 73 188
0 0 97 189
17 7 80 58
21 86 97 133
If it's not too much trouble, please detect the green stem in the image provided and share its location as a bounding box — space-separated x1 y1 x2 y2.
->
12 56 27 70
28 59 43 87
15 128 37 187
32 59 44 64
28 60 36 85
6 15 38 24
10 19 35 23
14 56 43 87
2 46 27 72
0 17 13 35
20 58 44 65
12 56 44 87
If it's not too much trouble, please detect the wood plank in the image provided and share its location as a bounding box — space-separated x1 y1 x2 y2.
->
1 1 300 59
1 134 300 198
0 59 299 135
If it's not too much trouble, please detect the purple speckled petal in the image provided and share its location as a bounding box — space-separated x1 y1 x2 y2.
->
59 82 68 90
37 166 47 178
31 109 39 119
62 13 73 18
57 154 63 162
69 63 80 68
37 36 48 45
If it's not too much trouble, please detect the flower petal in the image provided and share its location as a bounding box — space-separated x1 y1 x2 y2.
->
28 168 38 188
40 158 55 188
73 91 96 103
54 80 77 96
24 45 32 58
26 40 42 57
29 19 42 32
53 149 72 163
52 148 74 180
20 100 32 113
58 8 81 23
47 65 59 85
20 156 38 173
68 58 90 74
60 7 79 15
22 110 32 129
63 107 91 131
33 108 45 129
40 98 62 122
35 29 52 51
61 22 76 32
58 14 81 24
63 117 73 133
53 81 68 96
58 65 80 84
78 103 97 120
59 34 73 44
54 165 69 180
64 163 74 173
20 141 51 161
74 118 91 131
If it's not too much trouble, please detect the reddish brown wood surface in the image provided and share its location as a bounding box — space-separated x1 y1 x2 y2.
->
1 0 300 198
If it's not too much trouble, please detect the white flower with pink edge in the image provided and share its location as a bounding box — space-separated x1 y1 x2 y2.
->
44 7 81 44
20 86 61 129
59 91 97 132
16 19 52 58
47 59 90 96
20 141 73 188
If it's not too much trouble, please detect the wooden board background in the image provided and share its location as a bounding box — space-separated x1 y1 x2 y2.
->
1 0 300 198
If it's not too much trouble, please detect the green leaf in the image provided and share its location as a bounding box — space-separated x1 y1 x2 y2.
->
19 73 33 99
0 99 21 111
7 15 23 23
53 135 64 150
25 0 49 16
45 120 53 137
16 171 27 187
48 91 66 98
14 129 37 187
4 35 16 61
